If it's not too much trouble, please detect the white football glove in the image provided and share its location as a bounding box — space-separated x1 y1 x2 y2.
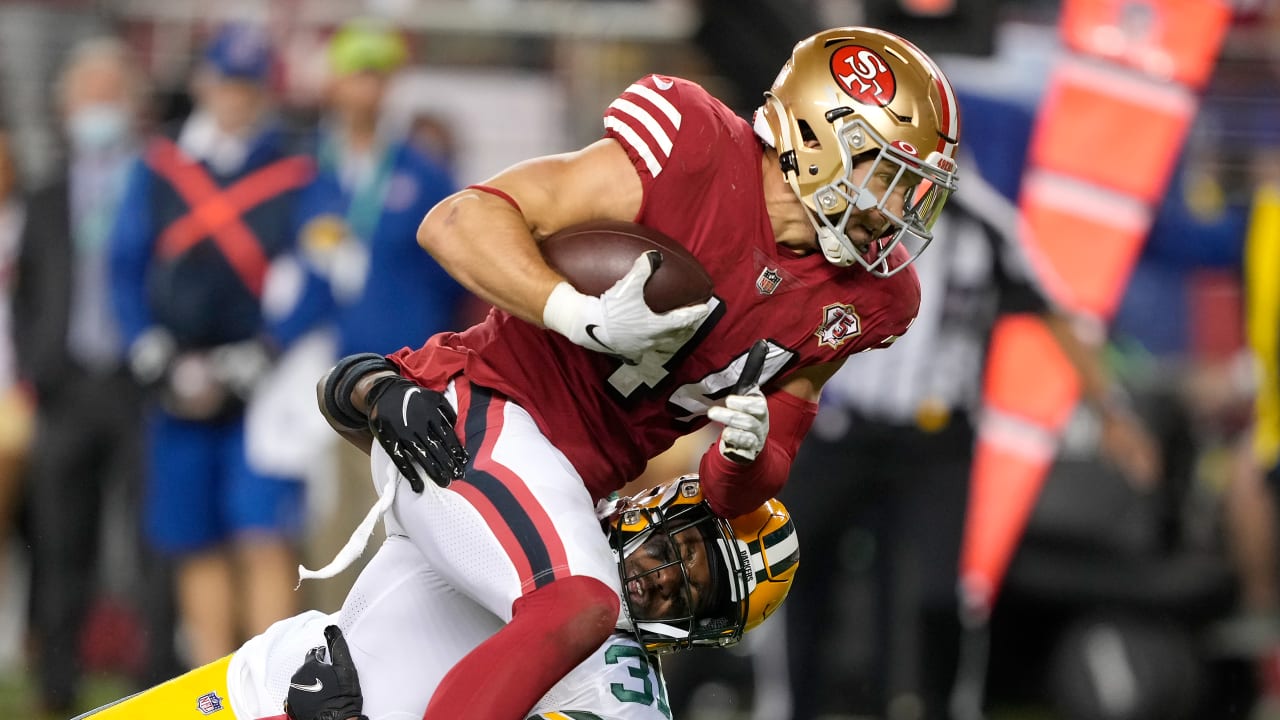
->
708 388 769 463
707 340 771 463
542 251 710 363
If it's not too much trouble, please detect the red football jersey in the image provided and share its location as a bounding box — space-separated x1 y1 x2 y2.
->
392 75 920 499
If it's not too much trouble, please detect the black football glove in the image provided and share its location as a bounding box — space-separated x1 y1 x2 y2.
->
365 375 468 492
284 626 366 720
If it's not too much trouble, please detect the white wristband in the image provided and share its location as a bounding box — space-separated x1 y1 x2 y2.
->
541 281 589 339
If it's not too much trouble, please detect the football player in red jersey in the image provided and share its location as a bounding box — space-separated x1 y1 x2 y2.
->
313 26 959 720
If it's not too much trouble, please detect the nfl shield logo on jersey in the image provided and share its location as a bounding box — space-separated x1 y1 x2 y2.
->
755 267 782 295
814 303 861 349
196 691 224 715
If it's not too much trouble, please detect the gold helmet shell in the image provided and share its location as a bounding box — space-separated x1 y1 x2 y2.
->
757 26 961 275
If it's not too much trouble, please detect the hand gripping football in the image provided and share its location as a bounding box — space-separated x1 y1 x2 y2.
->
540 220 713 313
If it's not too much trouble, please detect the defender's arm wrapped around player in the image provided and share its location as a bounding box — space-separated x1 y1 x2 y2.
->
316 352 467 491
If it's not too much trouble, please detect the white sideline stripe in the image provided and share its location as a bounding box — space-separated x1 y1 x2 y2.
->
976 407 1059 463
1059 55 1196 116
625 82 682 129
1023 170 1153 231
604 116 663 177
608 97 674 155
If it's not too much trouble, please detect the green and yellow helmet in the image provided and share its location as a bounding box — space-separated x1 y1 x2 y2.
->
604 475 799 653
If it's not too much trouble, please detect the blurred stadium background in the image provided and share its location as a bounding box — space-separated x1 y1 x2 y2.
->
0 0 1279 719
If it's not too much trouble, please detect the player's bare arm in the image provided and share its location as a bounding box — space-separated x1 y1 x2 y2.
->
416 138 642 326
316 354 466 491
315 365 398 455
1042 312 1161 486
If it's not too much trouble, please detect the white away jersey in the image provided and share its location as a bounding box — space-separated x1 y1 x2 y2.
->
528 632 672 720
227 610 332 720
224 611 671 720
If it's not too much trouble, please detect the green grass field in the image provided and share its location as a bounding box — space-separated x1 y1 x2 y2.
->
0 669 132 720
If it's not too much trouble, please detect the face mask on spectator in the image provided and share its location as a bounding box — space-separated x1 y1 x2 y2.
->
67 103 129 153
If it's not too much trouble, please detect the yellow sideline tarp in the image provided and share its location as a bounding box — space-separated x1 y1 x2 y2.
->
1246 184 1280 467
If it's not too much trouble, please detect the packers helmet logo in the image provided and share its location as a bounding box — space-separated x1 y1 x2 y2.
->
829 45 896 106
814 303 861 349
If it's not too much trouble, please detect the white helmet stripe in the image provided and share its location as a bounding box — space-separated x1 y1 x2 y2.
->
635 621 690 638
718 537 749 600
763 527 800 573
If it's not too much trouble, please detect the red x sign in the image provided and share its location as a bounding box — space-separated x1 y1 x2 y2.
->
145 137 313 297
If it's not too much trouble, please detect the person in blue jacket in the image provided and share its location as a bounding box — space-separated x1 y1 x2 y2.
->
296 19 466 359
294 20 469 609
109 24 322 666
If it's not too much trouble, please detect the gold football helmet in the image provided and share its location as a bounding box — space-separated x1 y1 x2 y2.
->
756 26 961 275
604 475 799 653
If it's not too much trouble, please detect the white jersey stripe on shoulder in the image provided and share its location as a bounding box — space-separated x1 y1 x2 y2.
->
604 116 663 177
607 98 673 156
623 83 682 129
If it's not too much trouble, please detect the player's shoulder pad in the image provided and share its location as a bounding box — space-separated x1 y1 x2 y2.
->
602 74 727 181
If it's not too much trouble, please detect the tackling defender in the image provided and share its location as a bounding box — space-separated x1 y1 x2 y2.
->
317 26 960 720
71 474 798 720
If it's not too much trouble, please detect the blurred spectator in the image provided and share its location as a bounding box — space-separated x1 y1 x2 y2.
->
108 24 316 666
780 156 1160 720
0 125 33 672
295 18 465 610
12 37 145 715
1226 142 1280 717
408 111 458 174
302 18 463 359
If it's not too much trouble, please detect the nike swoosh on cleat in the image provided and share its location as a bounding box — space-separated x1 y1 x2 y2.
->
289 679 325 693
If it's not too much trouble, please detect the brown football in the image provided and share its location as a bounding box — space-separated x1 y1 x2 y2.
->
540 220 713 313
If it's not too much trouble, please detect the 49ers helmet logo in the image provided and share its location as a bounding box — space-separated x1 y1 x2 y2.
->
830 46 896 106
